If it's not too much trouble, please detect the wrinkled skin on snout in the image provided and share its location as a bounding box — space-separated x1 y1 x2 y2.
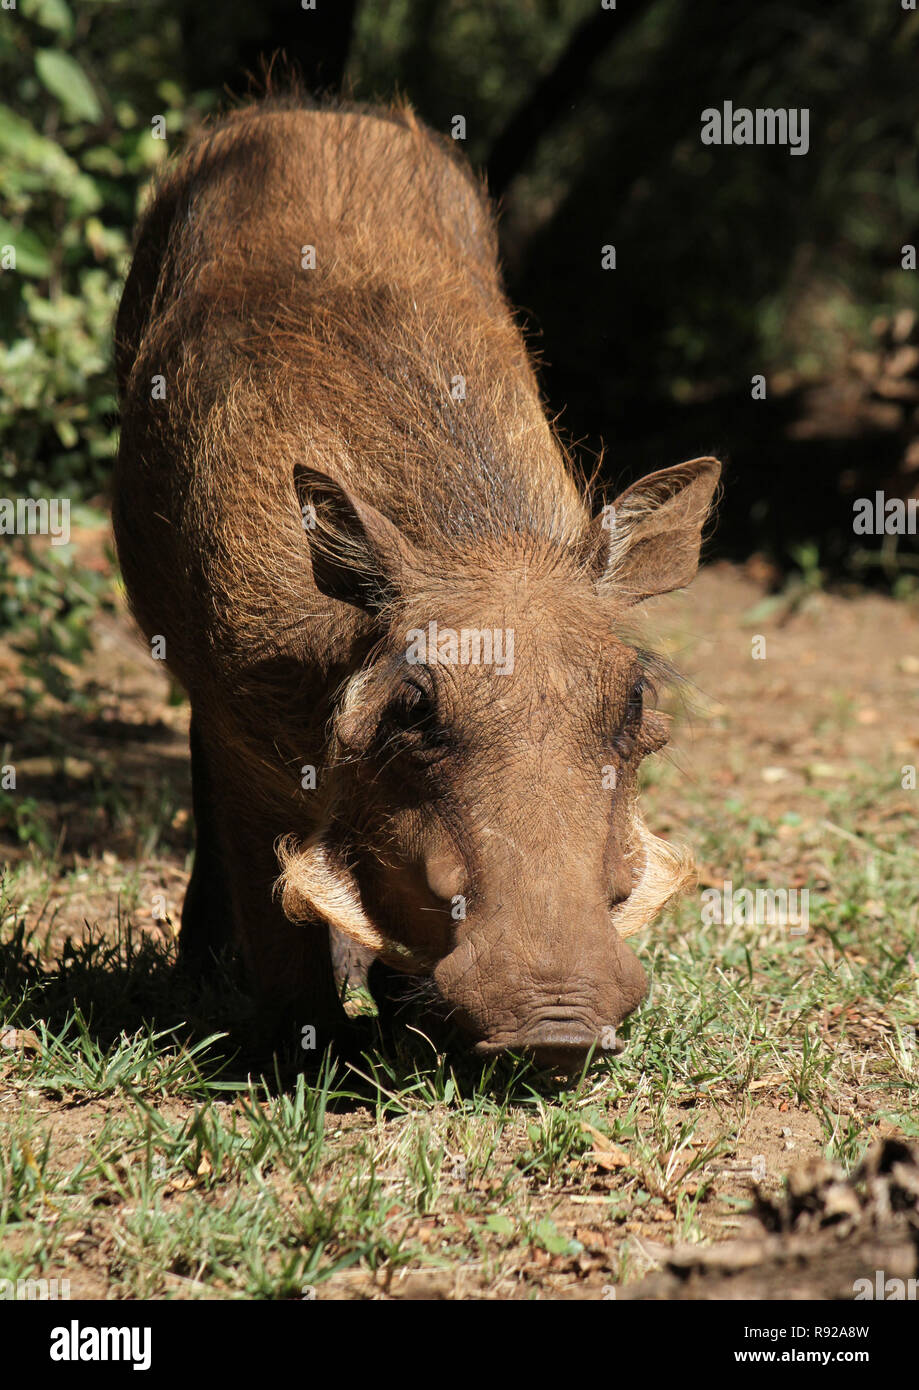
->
278 458 719 1067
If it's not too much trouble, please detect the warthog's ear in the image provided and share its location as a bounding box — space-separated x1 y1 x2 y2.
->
586 457 721 604
293 466 419 613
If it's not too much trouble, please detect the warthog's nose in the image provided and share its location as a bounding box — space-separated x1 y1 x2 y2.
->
475 1021 602 1071
526 1022 599 1070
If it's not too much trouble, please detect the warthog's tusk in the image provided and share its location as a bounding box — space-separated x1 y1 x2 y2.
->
275 835 434 973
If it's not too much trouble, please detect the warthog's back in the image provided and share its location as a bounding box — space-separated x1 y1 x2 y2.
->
113 101 583 691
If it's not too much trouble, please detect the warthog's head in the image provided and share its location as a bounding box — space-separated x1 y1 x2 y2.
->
280 457 720 1066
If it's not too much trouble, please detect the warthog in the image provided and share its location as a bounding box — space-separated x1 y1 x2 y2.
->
113 97 720 1065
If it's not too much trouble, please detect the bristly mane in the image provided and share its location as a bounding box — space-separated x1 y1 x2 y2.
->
117 93 592 567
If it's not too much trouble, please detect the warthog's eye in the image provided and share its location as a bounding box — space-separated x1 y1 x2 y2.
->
388 679 436 731
626 677 644 723
380 677 445 751
380 678 454 772
610 676 645 759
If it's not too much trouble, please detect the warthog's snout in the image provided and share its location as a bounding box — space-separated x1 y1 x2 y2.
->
433 927 650 1066
474 1019 609 1070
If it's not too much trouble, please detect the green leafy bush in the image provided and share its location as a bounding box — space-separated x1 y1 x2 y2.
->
0 525 114 708
0 0 204 503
